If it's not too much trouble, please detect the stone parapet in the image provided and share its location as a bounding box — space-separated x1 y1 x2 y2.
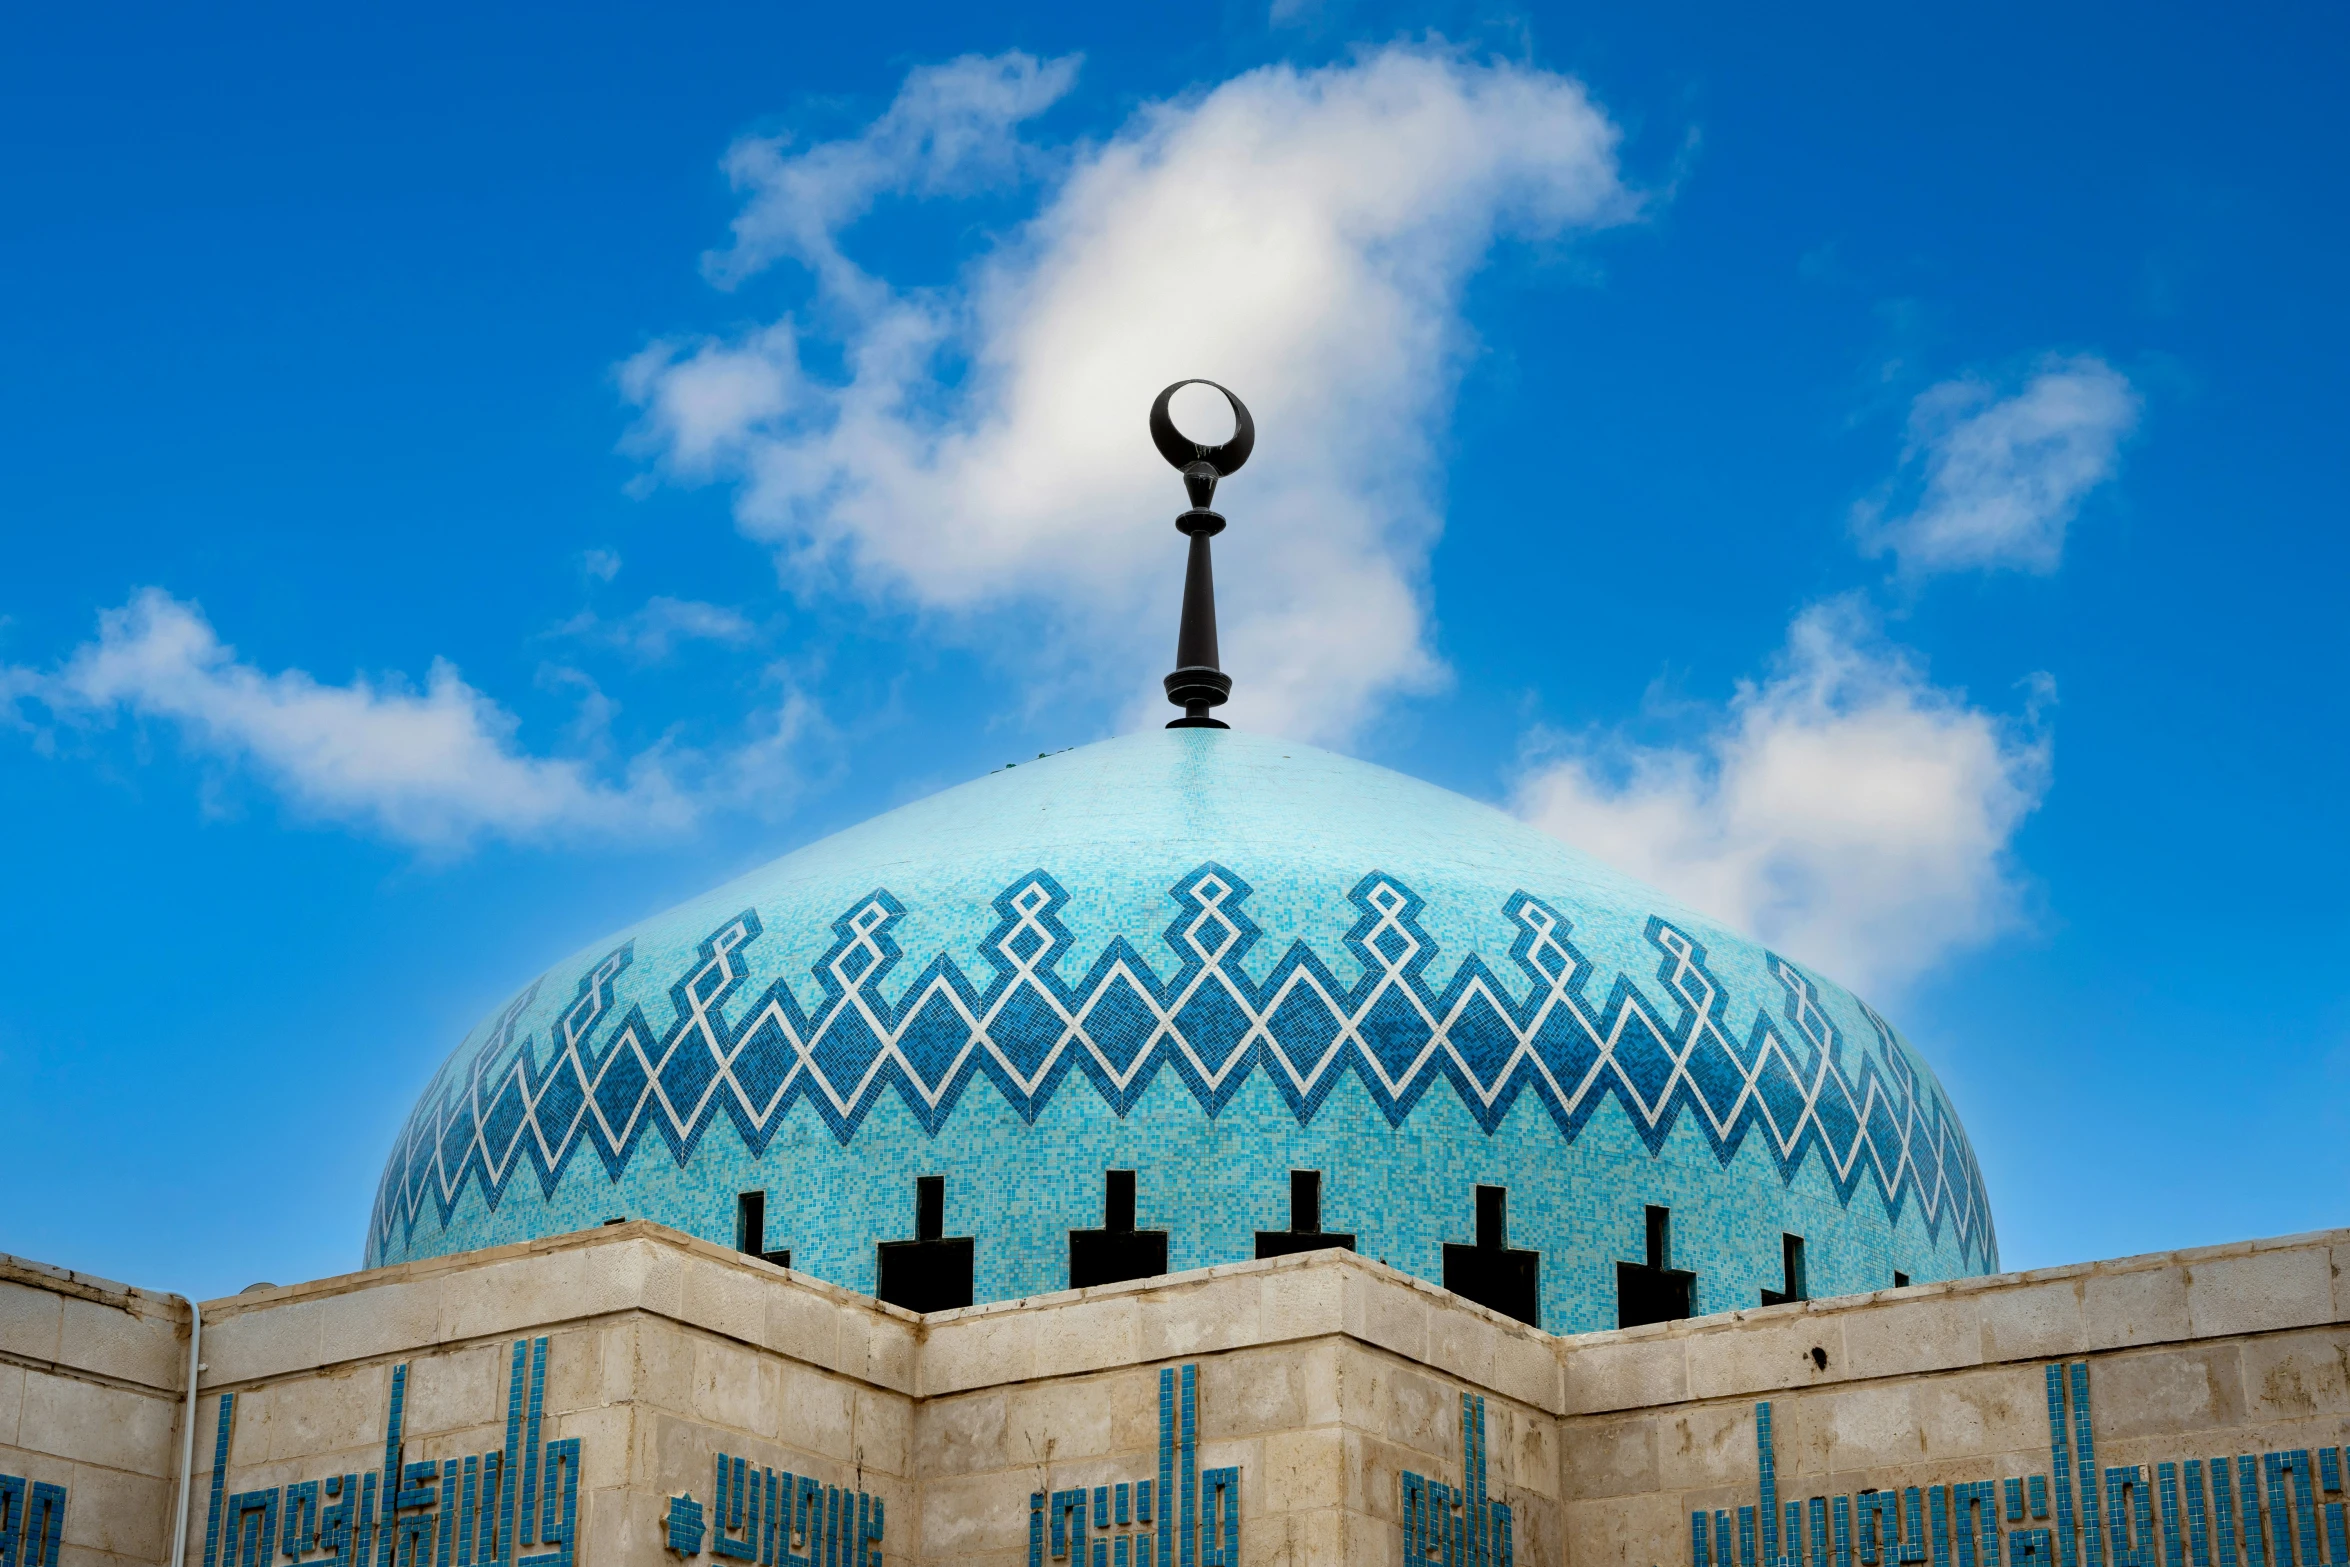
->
4 1225 2348 1565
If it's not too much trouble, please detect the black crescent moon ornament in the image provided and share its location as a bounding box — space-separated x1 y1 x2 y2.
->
1149 379 1256 477
1152 379 1252 730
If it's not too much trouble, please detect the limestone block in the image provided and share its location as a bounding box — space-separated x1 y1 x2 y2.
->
1250 1503 1349 1566
547 1401 635 1490
1654 1400 1767 1494
2187 1245 2337 1339
773 1360 856 1462
313 1277 443 1367
1299 1340 1344 1428
1032 1295 1143 1379
1425 1303 1498 1394
0 1279 63 1363
1688 1312 1856 1401
1262 1427 1346 1511
243 1362 391 1463
17 1370 175 1475
1564 1333 1688 1416
1260 1261 1346 1342
199 1292 327 1386
914 1390 1007 1478
57 1295 182 1392
1135 1274 1261 1364
1200 1351 1307 1437
844 1307 916 1392
921 1311 1040 1397
918 1469 1029 1563
851 1386 912 1476
403 1341 505 1436
1355 1432 1424 1529
1001 1376 1116 1467
0 1364 24 1446
2234 1330 2350 1424
1490 1326 1561 1413
1843 1294 1983 1380
62 1459 171 1562
435 1251 583 1343
1344 1271 1431 1366
1973 1278 2086 1364
625 1319 700 1416
1498 1405 1559 1501
1814 1379 1917 1476
1380 1363 1455 1456
589 1484 671 1567
689 1334 779 1439
1560 1413 1658 1501
1906 1365 2045 1459
2079 1262 2189 1351
538 1324 610 1422
1566 1491 1691 1567
679 1251 771 1347
763 1279 844 1374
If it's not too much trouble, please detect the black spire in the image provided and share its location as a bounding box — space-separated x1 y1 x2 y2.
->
1149 379 1255 729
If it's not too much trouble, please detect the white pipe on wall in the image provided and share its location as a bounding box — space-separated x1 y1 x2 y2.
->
167 1298 201 1567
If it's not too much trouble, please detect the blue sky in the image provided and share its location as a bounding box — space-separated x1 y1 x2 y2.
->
2 1 2342 1300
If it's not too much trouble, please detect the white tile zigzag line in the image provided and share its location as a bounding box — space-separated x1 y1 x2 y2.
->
375 872 1989 1260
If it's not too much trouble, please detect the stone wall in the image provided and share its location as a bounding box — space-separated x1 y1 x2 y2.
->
4 1225 2347 1567
0 1253 189 1567
1561 1232 2350 1567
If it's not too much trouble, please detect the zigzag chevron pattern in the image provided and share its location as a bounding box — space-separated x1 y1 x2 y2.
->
371 864 1994 1263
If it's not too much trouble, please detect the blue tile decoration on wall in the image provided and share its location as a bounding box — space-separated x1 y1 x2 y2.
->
1691 1363 2350 1567
664 1454 883 1564
1403 1391 1512 1565
363 731 1995 1328
0 1475 70 1567
197 1337 580 1567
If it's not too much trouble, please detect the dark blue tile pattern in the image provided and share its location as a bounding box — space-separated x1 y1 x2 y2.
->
1026 1365 1216 1567
1692 1365 2350 1567
191 1339 583 1567
1401 1390 1513 1565
372 867 1993 1269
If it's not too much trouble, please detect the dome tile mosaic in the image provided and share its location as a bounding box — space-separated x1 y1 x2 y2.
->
370 730 1994 1331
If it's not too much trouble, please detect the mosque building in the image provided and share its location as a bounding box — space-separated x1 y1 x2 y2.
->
3 382 2342 1567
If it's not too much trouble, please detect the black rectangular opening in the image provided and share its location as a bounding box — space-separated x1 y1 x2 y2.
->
1892 1270 1910 1290
737 1191 766 1257
1443 1243 1539 1326
1291 1170 1320 1235
1617 1204 1696 1328
877 1175 971 1312
1442 1185 1539 1326
1761 1233 1808 1306
1070 1168 1166 1289
1476 1185 1508 1250
876 1237 973 1313
1256 1168 1354 1260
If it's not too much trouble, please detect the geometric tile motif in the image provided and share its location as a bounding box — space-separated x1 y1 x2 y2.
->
371 864 1994 1267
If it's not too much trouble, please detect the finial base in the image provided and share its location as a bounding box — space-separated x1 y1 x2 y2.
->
1163 664 1232 729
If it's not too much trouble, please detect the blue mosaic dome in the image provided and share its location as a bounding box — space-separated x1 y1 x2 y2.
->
369 730 1995 1329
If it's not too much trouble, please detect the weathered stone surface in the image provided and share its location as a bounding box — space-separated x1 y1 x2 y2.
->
2 1221 2346 1567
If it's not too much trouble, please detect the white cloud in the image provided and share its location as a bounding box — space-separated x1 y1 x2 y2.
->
626 46 1637 741
4 591 821 853
554 596 759 661
1857 355 2139 576
1513 599 2049 995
